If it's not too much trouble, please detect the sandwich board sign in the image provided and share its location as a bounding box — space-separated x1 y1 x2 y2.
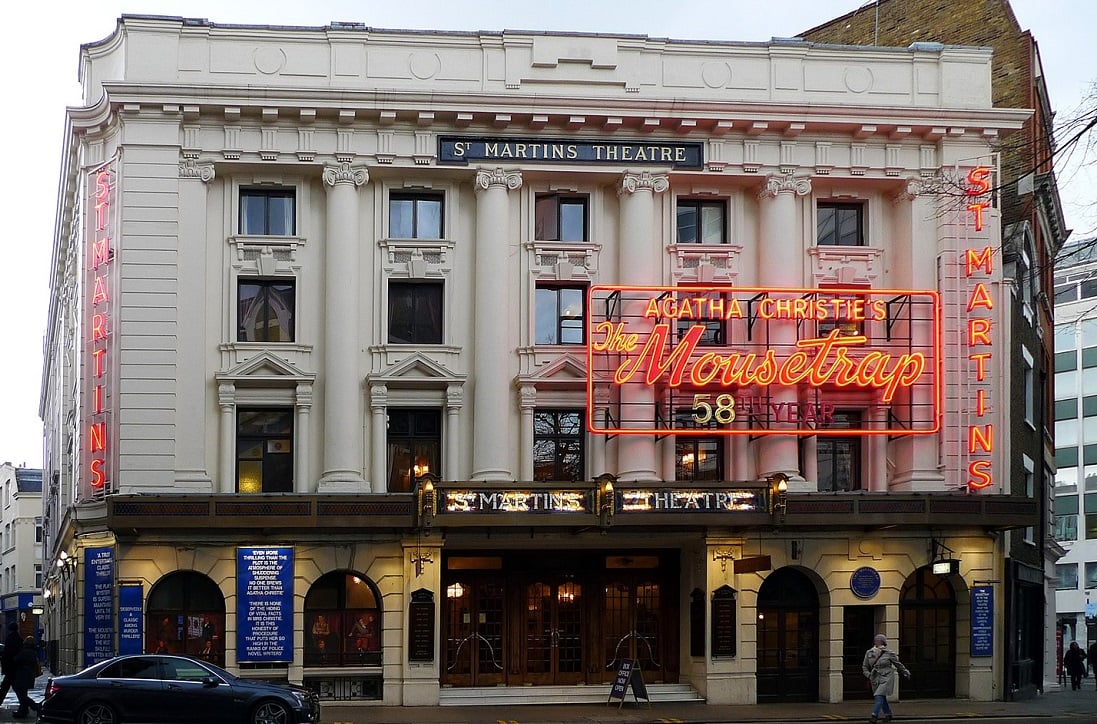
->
607 658 650 708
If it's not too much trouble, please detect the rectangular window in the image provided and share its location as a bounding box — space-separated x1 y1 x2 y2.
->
388 281 443 344
817 411 862 491
34 564 42 589
1054 514 1078 542
674 409 724 481
535 194 588 241
238 279 296 342
386 409 441 493
1055 284 1077 305
533 410 585 482
1055 562 1079 590
389 193 443 239
240 189 295 236
1086 562 1097 589
817 203 864 246
236 408 293 494
676 199 726 244
1023 353 1035 425
1057 447 1079 468
1057 399 1078 421
676 289 726 345
1056 350 1078 372
536 284 586 345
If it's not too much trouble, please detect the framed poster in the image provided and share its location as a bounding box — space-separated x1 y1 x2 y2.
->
236 547 294 663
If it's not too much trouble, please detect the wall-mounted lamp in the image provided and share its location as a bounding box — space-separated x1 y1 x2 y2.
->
930 538 959 575
55 550 77 580
416 473 438 535
768 473 789 522
712 548 736 572
595 473 617 530
413 472 439 577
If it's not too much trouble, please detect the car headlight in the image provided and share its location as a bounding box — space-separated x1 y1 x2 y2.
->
290 691 308 706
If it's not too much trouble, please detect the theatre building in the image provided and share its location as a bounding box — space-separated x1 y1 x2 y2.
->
40 16 1037 707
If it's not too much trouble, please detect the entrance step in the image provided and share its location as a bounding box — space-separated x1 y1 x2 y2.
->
439 683 704 706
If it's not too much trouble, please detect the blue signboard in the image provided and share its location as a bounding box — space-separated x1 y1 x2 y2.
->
971 585 993 657
236 547 293 663
84 547 114 666
118 584 143 655
850 567 882 599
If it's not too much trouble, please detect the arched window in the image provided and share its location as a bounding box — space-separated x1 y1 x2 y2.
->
304 571 382 667
146 571 226 664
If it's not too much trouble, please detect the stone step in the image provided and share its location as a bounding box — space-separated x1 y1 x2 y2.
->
439 682 703 706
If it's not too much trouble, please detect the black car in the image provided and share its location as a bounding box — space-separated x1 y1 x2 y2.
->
39 654 320 724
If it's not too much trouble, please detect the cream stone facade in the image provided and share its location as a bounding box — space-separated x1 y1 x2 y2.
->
39 16 1036 708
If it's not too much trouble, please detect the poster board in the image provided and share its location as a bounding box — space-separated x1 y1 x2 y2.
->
607 658 650 708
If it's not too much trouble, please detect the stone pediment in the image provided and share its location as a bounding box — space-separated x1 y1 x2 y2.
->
519 353 588 387
370 352 465 386
216 351 315 385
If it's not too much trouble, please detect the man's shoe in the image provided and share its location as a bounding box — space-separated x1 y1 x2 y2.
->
882 716 893 722
869 716 878 723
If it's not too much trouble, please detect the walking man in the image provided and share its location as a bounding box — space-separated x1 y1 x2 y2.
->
863 633 912 723
0 622 23 704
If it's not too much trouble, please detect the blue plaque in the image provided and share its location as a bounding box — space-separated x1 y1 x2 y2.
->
850 567 881 599
83 547 114 666
118 584 143 655
236 547 294 663
971 585 993 657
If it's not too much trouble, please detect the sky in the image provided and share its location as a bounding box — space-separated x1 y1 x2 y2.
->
1 0 1093 470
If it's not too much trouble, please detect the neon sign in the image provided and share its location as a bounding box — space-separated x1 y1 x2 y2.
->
587 286 941 436
963 165 995 490
82 160 117 499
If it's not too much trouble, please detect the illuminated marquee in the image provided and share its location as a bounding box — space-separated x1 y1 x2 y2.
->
81 160 117 500
963 166 996 490
586 285 941 436
435 486 766 515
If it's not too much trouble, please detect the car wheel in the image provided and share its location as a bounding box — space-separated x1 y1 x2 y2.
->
77 702 118 724
250 700 291 724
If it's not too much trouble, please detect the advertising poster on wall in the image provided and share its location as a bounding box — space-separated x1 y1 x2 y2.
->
236 547 293 663
83 547 114 666
118 583 143 655
971 585 993 657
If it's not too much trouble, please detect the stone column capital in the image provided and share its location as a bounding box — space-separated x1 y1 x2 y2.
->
760 174 812 199
475 167 523 192
179 159 215 183
890 176 924 204
618 171 669 195
322 162 369 188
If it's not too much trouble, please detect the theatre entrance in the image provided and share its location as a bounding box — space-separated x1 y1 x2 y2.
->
441 550 679 687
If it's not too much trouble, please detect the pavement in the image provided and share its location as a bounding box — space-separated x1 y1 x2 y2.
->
316 683 1097 724
6 671 1097 723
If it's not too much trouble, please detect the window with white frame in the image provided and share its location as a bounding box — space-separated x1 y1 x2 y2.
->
536 284 586 345
535 194 588 242
388 281 444 345
236 408 294 494
389 192 443 239
817 202 865 246
676 199 726 244
1055 562 1079 589
238 279 296 343
240 188 295 236
1023 349 1035 425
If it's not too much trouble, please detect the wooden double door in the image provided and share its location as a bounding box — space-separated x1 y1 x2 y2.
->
441 551 678 687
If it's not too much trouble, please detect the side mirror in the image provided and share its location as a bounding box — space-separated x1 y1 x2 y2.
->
203 676 220 688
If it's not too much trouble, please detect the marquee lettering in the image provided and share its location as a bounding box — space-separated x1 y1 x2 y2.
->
963 162 996 490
